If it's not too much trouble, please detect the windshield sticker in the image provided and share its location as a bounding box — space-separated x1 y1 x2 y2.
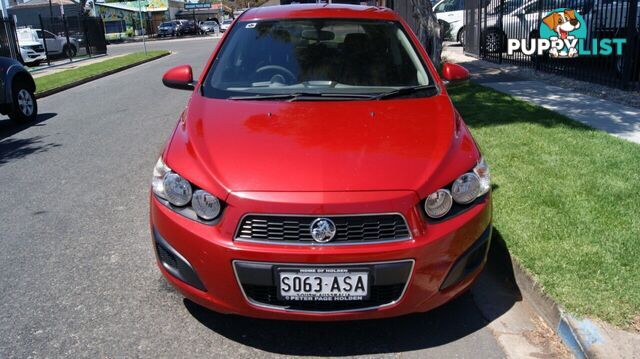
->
246 23 256 29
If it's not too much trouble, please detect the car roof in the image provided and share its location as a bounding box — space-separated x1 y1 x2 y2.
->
239 4 398 21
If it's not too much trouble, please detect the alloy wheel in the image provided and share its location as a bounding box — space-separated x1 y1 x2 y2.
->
17 89 34 117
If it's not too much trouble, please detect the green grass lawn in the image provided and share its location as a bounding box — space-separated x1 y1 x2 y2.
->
449 83 640 328
35 51 170 95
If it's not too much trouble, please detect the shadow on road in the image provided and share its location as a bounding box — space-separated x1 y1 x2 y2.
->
183 228 522 356
0 135 61 167
185 293 490 356
0 113 57 142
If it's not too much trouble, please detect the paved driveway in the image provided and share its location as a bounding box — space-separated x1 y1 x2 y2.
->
0 37 510 358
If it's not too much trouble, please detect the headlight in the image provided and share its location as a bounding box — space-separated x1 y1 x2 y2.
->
452 157 491 204
152 157 223 221
192 190 221 220
452 173 481 204
474 157 491 196
152 157 169 199
423 157 490 219
153 157 193 206
424 189 453 218
163 173 192 207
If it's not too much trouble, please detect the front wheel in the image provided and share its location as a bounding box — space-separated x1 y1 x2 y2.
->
8 84 37 123
457 27 465 46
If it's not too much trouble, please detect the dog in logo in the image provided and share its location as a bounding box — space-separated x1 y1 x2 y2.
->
542 9 581 57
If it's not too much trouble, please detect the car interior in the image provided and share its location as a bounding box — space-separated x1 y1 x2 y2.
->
209 20 428 92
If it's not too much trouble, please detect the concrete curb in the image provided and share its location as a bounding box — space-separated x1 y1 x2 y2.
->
35 52 171 99
510 257 619 358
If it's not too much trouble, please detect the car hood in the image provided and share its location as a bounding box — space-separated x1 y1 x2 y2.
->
18 40 40 46
169 93 471 193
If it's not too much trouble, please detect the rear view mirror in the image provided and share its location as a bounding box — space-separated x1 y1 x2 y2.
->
441 63 470 85
162 65 195 91
301 30 335 41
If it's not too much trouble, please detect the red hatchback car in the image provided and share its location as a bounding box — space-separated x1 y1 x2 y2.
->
151 4 492 320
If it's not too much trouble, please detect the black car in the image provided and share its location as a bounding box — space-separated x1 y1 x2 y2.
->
180 20 198 35
0 56 37 122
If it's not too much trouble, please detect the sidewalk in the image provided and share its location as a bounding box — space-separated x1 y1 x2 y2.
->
29 53 117 78
443 44 640 144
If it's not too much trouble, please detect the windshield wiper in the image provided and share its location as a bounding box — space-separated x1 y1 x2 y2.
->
373 85 438 100
229 93 303 101
228 92 375 101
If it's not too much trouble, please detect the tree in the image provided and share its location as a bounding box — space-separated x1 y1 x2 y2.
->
410 0 443 68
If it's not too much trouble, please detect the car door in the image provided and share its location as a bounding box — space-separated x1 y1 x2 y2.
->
39 30 61 54
434 0 464 39
501 0 537 40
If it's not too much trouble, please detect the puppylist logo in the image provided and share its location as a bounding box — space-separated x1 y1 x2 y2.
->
508 8 626 58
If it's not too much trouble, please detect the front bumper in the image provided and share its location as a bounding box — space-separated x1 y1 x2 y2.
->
150 190 492 320
21 51 46 63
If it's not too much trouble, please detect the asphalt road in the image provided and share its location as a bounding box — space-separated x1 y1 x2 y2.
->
0 37 508 358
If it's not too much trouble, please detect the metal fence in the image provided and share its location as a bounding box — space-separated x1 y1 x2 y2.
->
15 15 106 66
465 0 640 90
0 18 20 60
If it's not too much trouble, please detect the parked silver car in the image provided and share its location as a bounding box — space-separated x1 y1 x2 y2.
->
199 21 219 34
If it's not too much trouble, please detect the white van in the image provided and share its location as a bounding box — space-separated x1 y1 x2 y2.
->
16 28 46 67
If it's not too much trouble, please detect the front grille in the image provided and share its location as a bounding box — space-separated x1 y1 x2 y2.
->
236 214 411 244
243 284 405 311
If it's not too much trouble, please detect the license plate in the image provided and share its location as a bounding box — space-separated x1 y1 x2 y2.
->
278 268 369 301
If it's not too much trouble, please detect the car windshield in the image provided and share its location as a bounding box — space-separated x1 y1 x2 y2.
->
203 19 432 99
223 20 233 24
161 22 173 27
204 21 216 25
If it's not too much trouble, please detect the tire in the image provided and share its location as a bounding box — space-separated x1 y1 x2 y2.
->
457 27 465 45
484 29 503 53
63 44 77 58
8 82 37 123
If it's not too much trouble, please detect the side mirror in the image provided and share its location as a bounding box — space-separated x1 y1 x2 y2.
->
441 63 470 85
162 64 195 91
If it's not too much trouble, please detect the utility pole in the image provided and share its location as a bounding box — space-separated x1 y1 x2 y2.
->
137 0 147 55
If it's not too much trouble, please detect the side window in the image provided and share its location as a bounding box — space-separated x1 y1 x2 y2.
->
456 0 465 11
36 30 43 39
44 31 56 39
435 0 456 13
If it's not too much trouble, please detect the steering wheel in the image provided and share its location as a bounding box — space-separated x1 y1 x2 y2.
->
254 65 296 84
